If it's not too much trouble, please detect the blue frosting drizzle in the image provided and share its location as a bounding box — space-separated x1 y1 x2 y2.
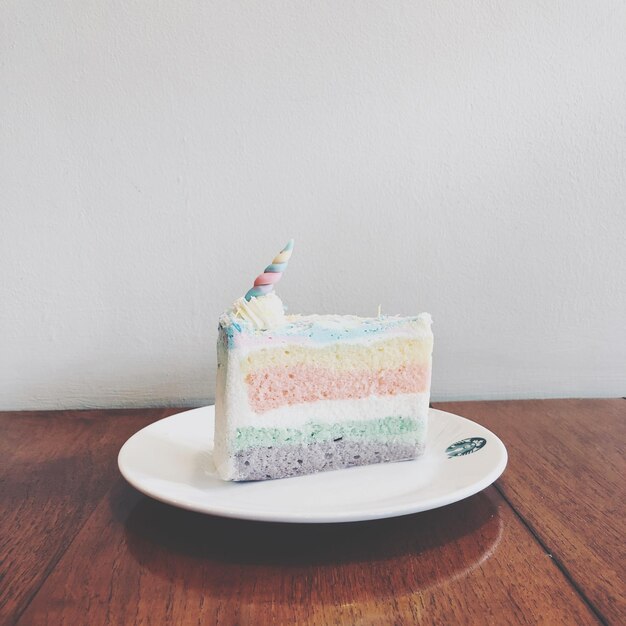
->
220 314 423 348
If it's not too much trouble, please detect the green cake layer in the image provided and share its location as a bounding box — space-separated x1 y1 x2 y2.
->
233 415 425 451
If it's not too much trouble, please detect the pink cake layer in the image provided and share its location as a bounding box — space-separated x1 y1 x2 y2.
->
246 363 431 413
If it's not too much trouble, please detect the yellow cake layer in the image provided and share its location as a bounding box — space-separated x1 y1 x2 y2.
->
240 335 433 376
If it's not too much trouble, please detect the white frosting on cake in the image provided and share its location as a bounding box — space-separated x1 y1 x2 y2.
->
231 293 286 330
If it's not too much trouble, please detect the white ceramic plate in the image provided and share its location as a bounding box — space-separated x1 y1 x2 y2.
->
118 406 507 523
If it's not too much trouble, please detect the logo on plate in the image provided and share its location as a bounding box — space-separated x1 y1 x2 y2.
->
446 437 487 458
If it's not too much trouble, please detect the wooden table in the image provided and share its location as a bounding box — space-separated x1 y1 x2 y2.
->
1 399 624 625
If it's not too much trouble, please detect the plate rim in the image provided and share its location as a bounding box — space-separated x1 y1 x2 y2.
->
118 406 507 523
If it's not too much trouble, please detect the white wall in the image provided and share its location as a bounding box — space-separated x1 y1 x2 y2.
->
1 1 625 410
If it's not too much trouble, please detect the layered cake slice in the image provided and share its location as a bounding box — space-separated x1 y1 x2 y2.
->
214 241 433 481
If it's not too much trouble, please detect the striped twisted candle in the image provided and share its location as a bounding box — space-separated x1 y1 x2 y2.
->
244 239 294 301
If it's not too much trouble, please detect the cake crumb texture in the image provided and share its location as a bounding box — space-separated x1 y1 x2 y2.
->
232 440 424 481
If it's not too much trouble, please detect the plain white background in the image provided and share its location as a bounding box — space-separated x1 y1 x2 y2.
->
1 1 625 410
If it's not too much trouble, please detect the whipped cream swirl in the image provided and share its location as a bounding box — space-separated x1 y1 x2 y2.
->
232 292 286 330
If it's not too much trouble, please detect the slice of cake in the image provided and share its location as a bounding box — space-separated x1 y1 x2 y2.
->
214 240 433 481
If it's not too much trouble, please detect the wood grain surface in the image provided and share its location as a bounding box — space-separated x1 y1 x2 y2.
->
1 400 623 625
16 481 599 625
0 409 176 625
435 398 626 625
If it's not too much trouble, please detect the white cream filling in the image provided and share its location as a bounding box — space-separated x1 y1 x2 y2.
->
229 392 431 429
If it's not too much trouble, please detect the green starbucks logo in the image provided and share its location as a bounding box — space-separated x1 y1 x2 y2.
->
446 437 487 458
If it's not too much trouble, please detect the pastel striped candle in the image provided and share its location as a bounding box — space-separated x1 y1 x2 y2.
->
244 239 294 301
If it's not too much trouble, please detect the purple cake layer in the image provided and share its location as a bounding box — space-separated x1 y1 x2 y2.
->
232 440 424 481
